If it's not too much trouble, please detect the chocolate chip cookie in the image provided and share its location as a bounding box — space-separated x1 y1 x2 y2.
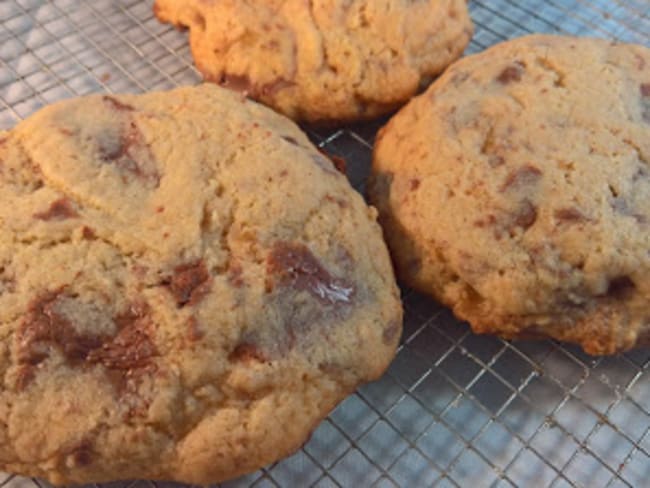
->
369 35 649 355
153 0 473 123
0 84 402 484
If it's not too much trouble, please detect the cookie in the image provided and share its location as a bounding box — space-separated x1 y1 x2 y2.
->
369 35 650 355
0 84 402 484
153 0 473 123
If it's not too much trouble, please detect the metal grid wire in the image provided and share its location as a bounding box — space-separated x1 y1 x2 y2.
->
0 1 648 487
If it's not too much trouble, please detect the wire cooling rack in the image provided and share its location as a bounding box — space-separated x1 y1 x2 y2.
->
1 1 649 487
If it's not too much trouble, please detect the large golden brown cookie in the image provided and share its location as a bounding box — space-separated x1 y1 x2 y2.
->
154 0 473 123
370 35 649 355
0 84 401 484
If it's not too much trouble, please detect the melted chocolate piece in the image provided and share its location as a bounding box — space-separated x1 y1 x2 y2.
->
167 261 211 307
512 200 538 230
229 343 267 363
87 303 156 372
228 260 244 288
187 316 204 342
33 198 79 221
500 165 543 192
606 276 636 299
474 214 497 228
382 320 401 345
102 96 135 112
554 207 589 223
219 73 254 93
14 366 36 392
267 242 354 305
67 438 95 467
98 122 160 186
82 226 96 240
16 293 157 392
17 292 105 368
218 73 293 98
497 62 525 84
637 325 650 347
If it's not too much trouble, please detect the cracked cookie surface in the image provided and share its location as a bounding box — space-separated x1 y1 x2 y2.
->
369 35 649 355
153 0 473 123
0 84 402 484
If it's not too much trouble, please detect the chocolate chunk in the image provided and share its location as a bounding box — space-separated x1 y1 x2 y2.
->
480 127 509 167
17 291 105 369
219 73 254 94
167 261 211 307
67 438 94 467
512 200 538 231
98 122 160 186
267 242 354 305
637 325 650 346
87 303 156 371
33 198 79 221
606 276 635 299
187 316 204 342
497 62 525 84
474 214 497 228
16 293 157 392
102 96 135 112
382 320 401 345
229 343 267 363
410 179 421 191
14 366 36 392
500 165 543 192
82 226 96 240
554 207 589 223
217 73 293 98
641 84 650 97
226 258 245 288
0 265 15 294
